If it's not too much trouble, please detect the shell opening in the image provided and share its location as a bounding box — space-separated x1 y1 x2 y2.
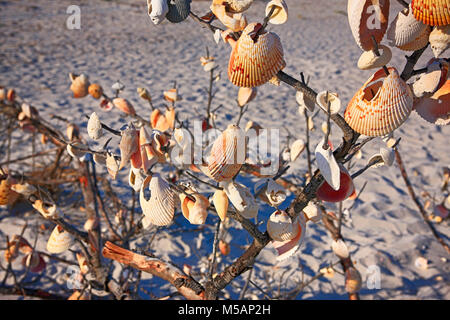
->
362 79 384 101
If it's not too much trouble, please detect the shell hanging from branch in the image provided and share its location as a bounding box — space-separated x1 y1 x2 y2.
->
357 45 392 70
270 212 307 261
69 73 90 98
221 180 259 219
119 124 139 170
166 0 191 23
46 225 74 254
237 87 257 107
429 25 450 58
265 0 289 25
316 165 355 203
212 189 229 221
411 0 450 26
180 191 209 225
88 83 103 99
387 4 428 47
216 0 254 13
411 59 448 99
113 98 136 116
414 79 450 125
147 0 169 25
397 25 431 51
0 175 19 206
87 112 103 140
316 91 341 114
211 2 248 32
315 139 341 191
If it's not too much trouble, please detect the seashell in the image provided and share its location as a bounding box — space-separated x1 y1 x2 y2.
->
411 0 450 26
265 0 288 25
46 225 74 254
87 112 103 140
316 91 341 115
219 0 254 13
163 88 182 103
244 120 262 135
147 0 169 25
111 80 125 92
106 152 120 180
0 87 5 100
430 25 450 58
119 124 139 170
296 90 315 112
219 240 231 256
129 167 146 192
205 125 244 182
228 22 286 88
315 138 340 191
22 252 46 273
214 29 222 44
344 67 414 137
211 3 248 32
317 165 355 203
412 59 448 99
415 256 428 270
203 60 216 72
140 174 177 227
150 108 173 132
271 213 306 261
11 182 37 197
32 199 59 219
66 142 87 160
267 210 299 241
100 99 114 112
21 103 38 119
320 267 335 279
180 192 209 225
70 73 90 98
357 46 392 70
76 252 89 274
368 146 395 168
88 84 103 99
213 189 229 221
67 123 80 142
237 87 257 107
166 0 191 23
221 180 259 219
331 239 349 259
137 87 152 102
290 139 305 162
83 217 98 232
4 235 31 262
265 179 286 207
397 25 431 51
414 79 450 125
0 176 19 206
140 127 158 172
347 0 390 51
387 4 428 47
303 202 321 223
345 267 362 294
113 98 136 116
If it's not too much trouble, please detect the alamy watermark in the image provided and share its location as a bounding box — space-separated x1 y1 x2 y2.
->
66 5 81 30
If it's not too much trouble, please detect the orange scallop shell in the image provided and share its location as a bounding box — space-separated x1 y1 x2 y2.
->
228 23 285 88
411 0 450 26
344 67 414 137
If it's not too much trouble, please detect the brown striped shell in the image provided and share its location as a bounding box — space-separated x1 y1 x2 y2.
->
228 23 285 88
344 67 414 137
411 0 450 26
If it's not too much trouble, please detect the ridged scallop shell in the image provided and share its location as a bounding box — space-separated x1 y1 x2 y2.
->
205 125 244 182
113 98 136 116
316 91 341 114
147 0 169 25
212 189 229 221
70 74 90 98
387 4 428 47
357 46 392 70
237 87 257 107
139 174 177 227
87 112 103 140
331 239 350 259
411 0 450 26
397 25 432 51
211 3 248 32
430 25 450 57
166 0 191 23
271 213 306 261
46 225 74 254
347 0 390 51
266 0 288 25
228 23 285 88
221 181 259 219
267 210 298 241
414 79 450 125
344 67 414 137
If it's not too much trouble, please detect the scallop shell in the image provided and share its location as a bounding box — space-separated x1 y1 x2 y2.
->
290 139 305 162
411 0 450 26
46 225 74 254
397 25 432 51
129 167 146 192
357 46 392 70
211 3 248 32
411 59 448 98
296 90 315 112
267 210 299 241
265 0 288 25
140 173 177 227
228 22 286 88
87 112 103 140
237 87 257 107
347 0 390 51
88 84 103 99
345 267 362 294
315 139 340 191
119 125 139 170
387 4 428 47
166 0 191 23
344 67 414 137
221 181 259 219
212 189 229 221
205 125 244 182
271 213 306 261
180 192 209 225
331 239 350 259
414 79 450 125
303 202 321 223
430 25 450 58
113 98 136 116
70 74 90 98
316 91 341 114
147 0 169 25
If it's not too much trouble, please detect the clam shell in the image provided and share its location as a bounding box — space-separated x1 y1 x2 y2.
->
344 67 414 137
221 181 259 219
166 0 191 23
119 125 139 170
87 112 103 140
345 267 362 294
228 22 285 88
315 139 340 191
113 98 136 116
211 3 248 32
411 0 450 26
267 210 299 241
303 202 321 223
265 0 288 25
212 189 229 221
237 87 257 107
414 79 450 125
290 139 305 162
139 173 177 227
70 74 90 98
316 91 341 114
46 225 74 254
180 192 209 225
387 5 428 47
331 239 350 259
147 0 169 25
430 25 450 58
357 46 392 70
205 125 244 182
347 0 390 51
129 167 146 192
411 59 448 98
88 84 103 99
296 90 315 112
397 25 431 51
271 213 306 261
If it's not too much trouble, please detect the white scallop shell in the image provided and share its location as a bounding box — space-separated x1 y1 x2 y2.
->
221 181 259 219
147 0 168 25
387 5 428 47
267 210 298 241
46 225 74 254
316 91 341 114
290 139 305 162
331 239 349 259
87 112 103 140
315 139 340 191
357 46 392 70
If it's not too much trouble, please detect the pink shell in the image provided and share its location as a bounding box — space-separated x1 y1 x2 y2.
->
344 67 414 137
113 98 136 116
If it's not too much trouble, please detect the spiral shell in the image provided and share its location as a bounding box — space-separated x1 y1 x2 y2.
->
228 23 285 88
414 79 450 125
387 4 428 47
147 0 169 25
70 73 90 98
113 98 136 116
87 112 103 140
267 210 299 241
344 67 413 137
140 174 177 227
46 225 74 254
166 0 190 23
397 25 432 51
265 0 288 25
180 192 209 225
357 46 392 70
347 0 390 51
411 0 450 26
221 181 259 219
430 25 450 58
88 83 103 99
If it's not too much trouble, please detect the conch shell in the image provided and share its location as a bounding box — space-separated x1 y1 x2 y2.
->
70 73 90 98
429 25 450 58
180 191 209 225
46 225 74 254
147 0 169 25
411 0 450 26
